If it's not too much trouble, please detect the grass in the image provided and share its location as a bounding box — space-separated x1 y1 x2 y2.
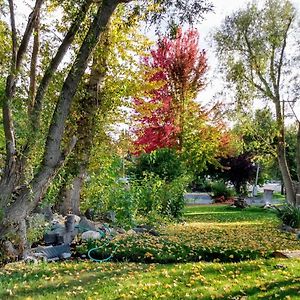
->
0 205 299 299
0 259 299 299
90 205 299 263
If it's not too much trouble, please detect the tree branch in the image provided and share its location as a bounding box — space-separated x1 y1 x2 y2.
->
28 6 40 114
29 0 94 132
15 0 44 71
276 17 293 98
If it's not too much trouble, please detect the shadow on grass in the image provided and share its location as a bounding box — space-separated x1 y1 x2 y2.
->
214 278 300 300
0 262 144 299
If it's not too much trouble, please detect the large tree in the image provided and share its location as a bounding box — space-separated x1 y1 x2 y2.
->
214 0 300 205
0 0 212 257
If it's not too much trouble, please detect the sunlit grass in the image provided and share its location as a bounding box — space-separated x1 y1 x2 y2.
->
1 204 299 299
0 259 299 299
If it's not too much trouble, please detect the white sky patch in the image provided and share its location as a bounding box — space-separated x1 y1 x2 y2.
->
195 0 300 124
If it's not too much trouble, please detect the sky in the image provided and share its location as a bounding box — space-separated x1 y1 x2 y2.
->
195 0 300 121
15 0 300 121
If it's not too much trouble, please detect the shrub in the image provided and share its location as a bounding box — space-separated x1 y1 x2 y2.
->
129 148 185 182
131 173 190 220
210 181 235 200
275 204 300 228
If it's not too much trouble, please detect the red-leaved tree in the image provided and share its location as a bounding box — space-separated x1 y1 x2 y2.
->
133 28 208 153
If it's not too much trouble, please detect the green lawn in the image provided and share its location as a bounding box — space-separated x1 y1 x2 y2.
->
0 205 299 299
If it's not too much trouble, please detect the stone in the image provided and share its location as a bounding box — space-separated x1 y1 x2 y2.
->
133 227 148 234
52 213 65 226
60 252 71 259
78 216 97 232
105 211 116 223
116 228 126 234
126 229 137 235
281 224 296 233
73 215 81 225
84 208 95 221
2 241 18 259
263 189 273 204
41 206 53 221
82 230 102 240
24 255 39 264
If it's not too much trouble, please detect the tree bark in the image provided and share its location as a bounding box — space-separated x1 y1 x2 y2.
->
274 98 296 205
56 33 109 215
296 121 300 183
0 0 45 206
0 0 120 254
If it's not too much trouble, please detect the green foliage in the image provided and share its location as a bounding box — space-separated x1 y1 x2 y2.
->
275 204 300 228
133 173 190 219
210 181 235 199
129 148 184 182
26 214 51 246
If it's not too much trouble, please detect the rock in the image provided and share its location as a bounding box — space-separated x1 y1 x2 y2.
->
82 230 102 240
84 208 95 221
133 227 148 234
116 228 126 234
2 241 18 259
78 216 97 232
52 213 65 226
105 211 116 223
126 229 137 235
60 252 71 259
44 224 65 245
24 255 39 264
41 206 53 221
281 224 296 233
149 229 160 236
73 215 81 225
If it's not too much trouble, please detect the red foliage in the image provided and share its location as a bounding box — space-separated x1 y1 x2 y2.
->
133 28 208 154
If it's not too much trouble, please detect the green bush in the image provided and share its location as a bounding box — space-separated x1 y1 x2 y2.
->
210 181 235 199
129 148 185 182
275 204 300 228
131 173 190 220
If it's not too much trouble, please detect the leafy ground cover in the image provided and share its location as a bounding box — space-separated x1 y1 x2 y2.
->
1 205 299 299
0 258 299 299
82 205 300 263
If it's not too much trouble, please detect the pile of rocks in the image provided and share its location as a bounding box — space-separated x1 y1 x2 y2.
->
25 208 158 263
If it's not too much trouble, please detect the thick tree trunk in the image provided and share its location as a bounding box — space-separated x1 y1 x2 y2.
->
56 32 109 215
0 0 120 256
296 121 300 183
0 0 44 207
56 168 85 215
274 99 296 205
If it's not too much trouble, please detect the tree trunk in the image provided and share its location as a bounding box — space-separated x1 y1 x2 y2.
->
0 0 120 256
274 99 296 205
296 121 300 183
56 31 109 215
